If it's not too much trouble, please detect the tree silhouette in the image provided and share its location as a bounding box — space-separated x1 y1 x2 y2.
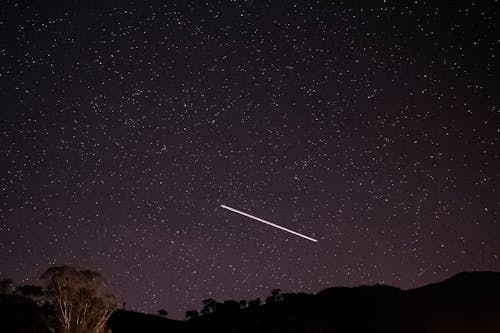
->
0 279 48 333
211 300 239 314
15 285 44 297
266 288 283 304
0 278 14 294
15 285 45 305
41 265 116 333
201 298 218 313
158 309 168 317
185 309 199 319
248 297 261 308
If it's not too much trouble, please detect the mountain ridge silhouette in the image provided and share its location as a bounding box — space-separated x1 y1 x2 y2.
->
106 271 500 333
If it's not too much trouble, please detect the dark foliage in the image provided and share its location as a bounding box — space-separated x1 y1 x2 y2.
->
105 271 500 333
185 310 199 319
3 271 499 333
0 293 48 333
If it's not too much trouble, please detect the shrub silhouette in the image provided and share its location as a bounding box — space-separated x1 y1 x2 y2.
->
185 309 199 319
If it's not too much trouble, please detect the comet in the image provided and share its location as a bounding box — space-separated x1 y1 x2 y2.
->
220 204 318 243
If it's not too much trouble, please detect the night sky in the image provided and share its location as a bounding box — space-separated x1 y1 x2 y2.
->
1 0 499 319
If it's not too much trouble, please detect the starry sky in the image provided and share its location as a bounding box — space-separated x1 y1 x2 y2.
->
1 0 499 319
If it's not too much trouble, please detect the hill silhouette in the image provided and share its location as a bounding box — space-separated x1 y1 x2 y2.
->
106 271 500 333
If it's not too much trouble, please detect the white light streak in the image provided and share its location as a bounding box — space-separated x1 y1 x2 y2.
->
418 264 432 277
220 204 318 243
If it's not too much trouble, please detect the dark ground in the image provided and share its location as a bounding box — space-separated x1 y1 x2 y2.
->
106 271 500 333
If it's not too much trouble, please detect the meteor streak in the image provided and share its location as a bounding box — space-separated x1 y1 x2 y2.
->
220 204 318 243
